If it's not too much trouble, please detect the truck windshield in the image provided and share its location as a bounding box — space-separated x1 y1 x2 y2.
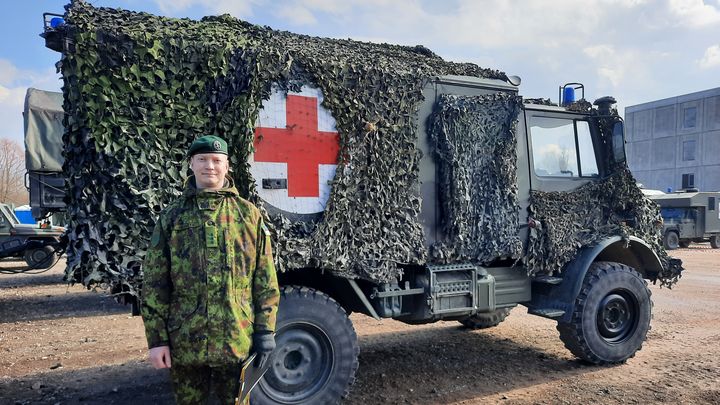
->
529 117 599 178
0 206 19 225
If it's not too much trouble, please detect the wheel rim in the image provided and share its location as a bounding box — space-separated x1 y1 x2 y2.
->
596 290 639 344
28 248 51 267
667 233 679 249
260 321 334 403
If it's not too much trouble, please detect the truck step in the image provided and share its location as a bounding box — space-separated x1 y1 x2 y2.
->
528 308 565 319
532 275 563 285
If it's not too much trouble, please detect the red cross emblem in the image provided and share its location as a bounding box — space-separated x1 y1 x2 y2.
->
253 95 339 198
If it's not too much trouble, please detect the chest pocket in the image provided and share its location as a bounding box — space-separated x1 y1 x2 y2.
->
170 216 202 245
225 218 258 280
169 216 204 291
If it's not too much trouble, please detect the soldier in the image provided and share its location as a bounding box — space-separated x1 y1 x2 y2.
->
141 135 280 405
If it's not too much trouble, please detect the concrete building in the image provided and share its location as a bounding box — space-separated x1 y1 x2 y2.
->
625 87 720 192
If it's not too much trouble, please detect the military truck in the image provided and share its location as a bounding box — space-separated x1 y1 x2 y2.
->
650 191 720 249
39 3 682 404
0 203 63 269
24 87 66 222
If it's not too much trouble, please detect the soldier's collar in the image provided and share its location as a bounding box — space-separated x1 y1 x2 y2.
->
183 176 239 197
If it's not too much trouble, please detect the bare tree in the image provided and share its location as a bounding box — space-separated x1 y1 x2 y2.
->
558 147 571 173
0 138 28 206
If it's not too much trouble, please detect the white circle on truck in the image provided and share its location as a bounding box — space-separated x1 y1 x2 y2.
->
250 85 339 216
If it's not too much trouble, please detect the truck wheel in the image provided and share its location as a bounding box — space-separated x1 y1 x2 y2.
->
24 246 56 269
663 231 679 250
557 262 652 365
711 235 720 249
459 306 515 329
252 286 359 405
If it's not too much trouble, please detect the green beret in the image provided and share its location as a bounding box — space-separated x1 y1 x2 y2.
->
187 135 228 157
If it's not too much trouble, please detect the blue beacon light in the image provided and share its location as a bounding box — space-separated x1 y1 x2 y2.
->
50 17 65 28
562 86 576 106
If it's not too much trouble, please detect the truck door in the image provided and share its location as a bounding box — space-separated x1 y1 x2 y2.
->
679 208 698 238
524 109 601 193
417 76 521 248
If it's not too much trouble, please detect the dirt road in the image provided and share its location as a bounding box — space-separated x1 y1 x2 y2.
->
1 246 718 404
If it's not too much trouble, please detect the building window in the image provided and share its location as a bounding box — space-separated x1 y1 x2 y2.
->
654 106 675 133
681 173 695 189
710 197 716 212
683 106 697 129
682 140 696 161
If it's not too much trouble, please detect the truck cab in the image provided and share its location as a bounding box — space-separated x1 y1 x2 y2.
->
0 203 63 269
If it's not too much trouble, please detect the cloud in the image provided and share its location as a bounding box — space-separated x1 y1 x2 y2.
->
668 0 720 27
147 0 620 48
0 60 20 84
603 0 648 5
698 44 720 68
294 0 351 14
275 4 318 25
0 59 61 146
151 0 264 18
583 45 626 87
268 0 363 26
581 44 669 95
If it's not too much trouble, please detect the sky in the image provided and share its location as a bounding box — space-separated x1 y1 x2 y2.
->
2 0 719 148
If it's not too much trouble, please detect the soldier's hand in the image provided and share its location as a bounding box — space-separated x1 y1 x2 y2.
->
252 332 275 368
149 345 172 369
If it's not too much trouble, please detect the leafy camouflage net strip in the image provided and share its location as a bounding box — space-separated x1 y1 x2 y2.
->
427 93 523 263
525 168 682 286
59 1 508 295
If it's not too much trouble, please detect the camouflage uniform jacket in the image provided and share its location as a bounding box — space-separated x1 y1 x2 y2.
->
141 176 280 366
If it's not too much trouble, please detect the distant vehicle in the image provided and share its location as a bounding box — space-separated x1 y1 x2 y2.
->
0 203 64 268
650 191 720 249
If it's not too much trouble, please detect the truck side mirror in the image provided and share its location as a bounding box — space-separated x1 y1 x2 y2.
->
612 121 626 164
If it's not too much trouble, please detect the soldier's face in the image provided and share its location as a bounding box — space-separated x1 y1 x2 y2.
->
190 153 229 190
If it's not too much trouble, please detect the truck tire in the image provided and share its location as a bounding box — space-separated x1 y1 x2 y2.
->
711 235 720 249
663 231 679 250
24 246 56 269
252 286 359 405
459 306 515 329
557 261 652 365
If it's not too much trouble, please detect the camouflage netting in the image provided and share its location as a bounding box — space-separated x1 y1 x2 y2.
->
525 168 682 286
427 93 523 263
59 0 508 296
